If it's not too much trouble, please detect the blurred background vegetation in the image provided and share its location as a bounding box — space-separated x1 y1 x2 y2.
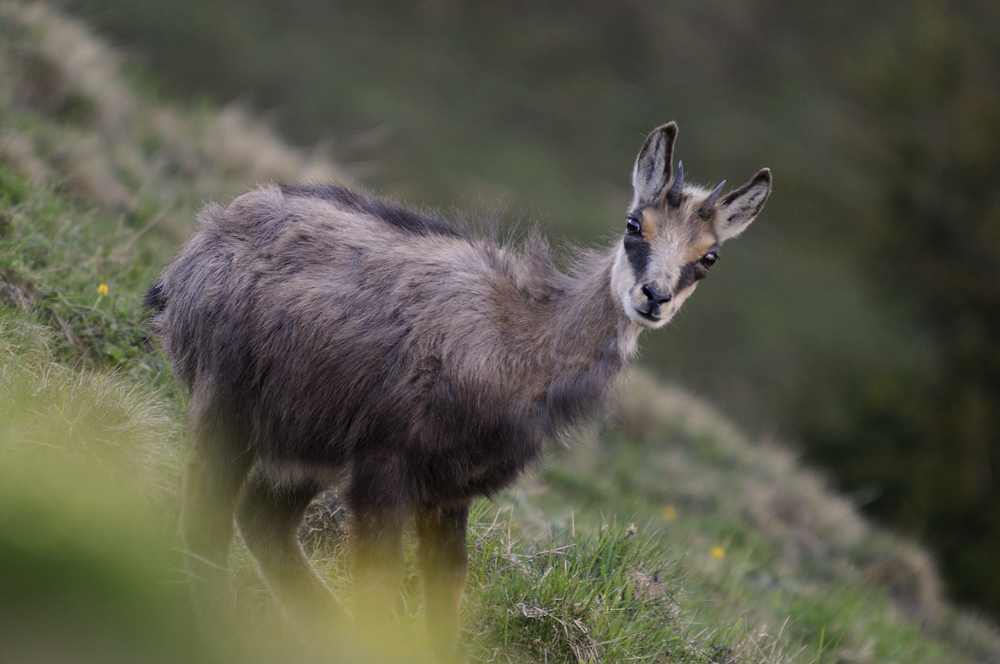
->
47 0 1000 621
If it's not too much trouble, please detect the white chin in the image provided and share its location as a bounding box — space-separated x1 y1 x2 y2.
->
625 305 670 329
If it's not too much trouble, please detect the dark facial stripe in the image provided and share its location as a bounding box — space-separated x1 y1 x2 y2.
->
623 235 650 278
675 259 710 293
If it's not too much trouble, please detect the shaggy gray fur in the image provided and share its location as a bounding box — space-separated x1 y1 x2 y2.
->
147 123 770 661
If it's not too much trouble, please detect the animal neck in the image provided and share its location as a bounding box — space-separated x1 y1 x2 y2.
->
558 249 639 359
540 248 641 425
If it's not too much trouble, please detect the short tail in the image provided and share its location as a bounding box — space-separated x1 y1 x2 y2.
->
144 279 167 314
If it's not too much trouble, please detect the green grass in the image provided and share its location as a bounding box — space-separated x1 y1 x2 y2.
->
466 510 733 664
506 376 1000 664
1 4 1000 663
0 167 169 374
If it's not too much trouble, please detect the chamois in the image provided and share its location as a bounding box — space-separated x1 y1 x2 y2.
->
146 122 770 661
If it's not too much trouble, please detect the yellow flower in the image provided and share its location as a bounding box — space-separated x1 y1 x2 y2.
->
97 283 109 297
710 546 726 559
660 505 677 522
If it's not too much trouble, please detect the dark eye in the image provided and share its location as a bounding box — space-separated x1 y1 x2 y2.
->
626 217 641 235
701 251 718 267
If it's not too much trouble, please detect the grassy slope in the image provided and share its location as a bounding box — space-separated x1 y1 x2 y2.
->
59 0 935 441
1 3 998 662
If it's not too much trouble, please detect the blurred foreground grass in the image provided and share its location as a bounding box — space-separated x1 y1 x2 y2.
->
1 4 1000 663
0 322 201 663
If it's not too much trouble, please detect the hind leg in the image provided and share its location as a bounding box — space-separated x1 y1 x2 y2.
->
236 468 350 629
182 411 254 628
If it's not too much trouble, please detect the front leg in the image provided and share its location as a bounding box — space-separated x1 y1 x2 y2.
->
347 469 408 650
416 502 470 663
350 506 406 625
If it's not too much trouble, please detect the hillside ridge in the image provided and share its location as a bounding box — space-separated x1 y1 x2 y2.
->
1 3 999 662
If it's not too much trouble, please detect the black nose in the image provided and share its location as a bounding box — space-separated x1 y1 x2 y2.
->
641 284 672 305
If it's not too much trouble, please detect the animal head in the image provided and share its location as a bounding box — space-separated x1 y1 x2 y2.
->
611 122 771 329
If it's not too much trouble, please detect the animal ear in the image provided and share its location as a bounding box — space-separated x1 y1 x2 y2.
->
630 123 677 206
715 168 771 242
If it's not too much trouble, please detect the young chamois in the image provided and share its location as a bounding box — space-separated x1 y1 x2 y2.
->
146 122 770 661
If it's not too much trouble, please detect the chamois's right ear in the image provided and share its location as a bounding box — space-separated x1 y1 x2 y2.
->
630 122 677 206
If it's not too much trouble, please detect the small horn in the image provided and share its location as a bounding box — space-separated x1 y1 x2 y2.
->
666 161 684 207
698 180 726 219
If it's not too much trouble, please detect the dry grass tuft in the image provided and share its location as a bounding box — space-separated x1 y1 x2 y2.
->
300 490 350 556
0 1 350 239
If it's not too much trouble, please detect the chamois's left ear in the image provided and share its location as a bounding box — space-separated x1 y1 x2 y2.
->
715 168 771 242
